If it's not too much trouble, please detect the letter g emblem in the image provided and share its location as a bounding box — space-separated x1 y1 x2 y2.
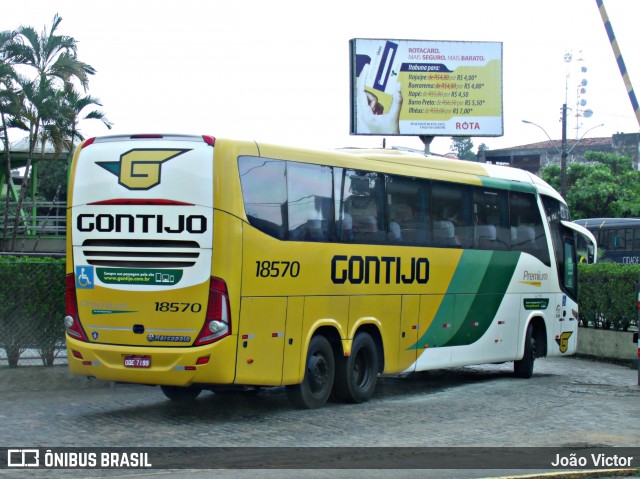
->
97 149 190 190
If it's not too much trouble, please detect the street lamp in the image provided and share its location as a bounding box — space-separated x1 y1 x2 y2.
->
522 117 568 198
522 118 603 199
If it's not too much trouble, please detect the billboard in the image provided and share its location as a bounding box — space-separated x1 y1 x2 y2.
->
350 38 503 137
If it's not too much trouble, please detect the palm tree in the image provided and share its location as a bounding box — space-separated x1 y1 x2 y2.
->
36 87 112 203
6 14 97 250
64 87 112 153
0 29 23 245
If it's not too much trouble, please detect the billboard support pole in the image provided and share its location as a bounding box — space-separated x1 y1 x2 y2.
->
419 135 434 156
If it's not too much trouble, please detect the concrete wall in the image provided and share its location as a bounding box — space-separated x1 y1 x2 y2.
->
576 327 638 363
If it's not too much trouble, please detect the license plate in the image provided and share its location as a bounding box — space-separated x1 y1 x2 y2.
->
124 355 151 368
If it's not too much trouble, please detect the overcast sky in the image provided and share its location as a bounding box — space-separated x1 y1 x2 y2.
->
3 0 639 155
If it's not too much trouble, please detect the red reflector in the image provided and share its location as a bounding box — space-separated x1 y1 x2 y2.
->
82 361 92 366
185 366 196 371
196 356 210 365
72 350 83 359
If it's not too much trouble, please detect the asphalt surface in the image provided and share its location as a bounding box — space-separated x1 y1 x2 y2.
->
0 356 638 479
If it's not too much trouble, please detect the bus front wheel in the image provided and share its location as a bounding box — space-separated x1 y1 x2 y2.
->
514 323 536 378
333 332 378 403
160 385 202 401
286 335 335 409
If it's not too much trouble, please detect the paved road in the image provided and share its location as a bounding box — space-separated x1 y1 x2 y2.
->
0 356 638 478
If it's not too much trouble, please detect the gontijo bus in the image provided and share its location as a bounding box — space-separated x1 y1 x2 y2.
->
65 134 596 408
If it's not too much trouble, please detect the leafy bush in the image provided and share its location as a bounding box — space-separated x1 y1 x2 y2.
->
0 256 65 366
578 262 640 330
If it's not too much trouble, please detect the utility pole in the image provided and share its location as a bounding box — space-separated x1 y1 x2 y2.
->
561 104 568 198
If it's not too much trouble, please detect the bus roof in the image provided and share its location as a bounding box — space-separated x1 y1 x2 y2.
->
337 147 564 203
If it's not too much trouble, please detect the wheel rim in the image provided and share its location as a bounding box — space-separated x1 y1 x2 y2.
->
352 348 372 389
307 352 329 395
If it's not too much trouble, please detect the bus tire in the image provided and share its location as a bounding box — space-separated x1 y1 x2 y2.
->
286 335 335 409
160 385 202 401
514 323 536 379
333 332 378 404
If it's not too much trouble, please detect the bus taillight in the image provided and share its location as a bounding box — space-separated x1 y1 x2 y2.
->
64 273 88 342
194 277 231 346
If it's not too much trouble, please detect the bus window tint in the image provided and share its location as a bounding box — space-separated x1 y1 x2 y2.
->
386 175 430 245
287 162 332 242
340 170 385 243
510 192 550 265
474 189 509 250
431 182 472 248
238 156 286 239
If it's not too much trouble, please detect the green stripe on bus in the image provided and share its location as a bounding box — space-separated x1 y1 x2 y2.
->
411 250 520 349
480 176 537 194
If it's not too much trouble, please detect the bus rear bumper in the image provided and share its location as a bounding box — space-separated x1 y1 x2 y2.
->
65 335 237 387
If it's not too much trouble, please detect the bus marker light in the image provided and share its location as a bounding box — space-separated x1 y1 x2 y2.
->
185 366 196 371
247 358 254 364
471 322 479 327
196 356 210 365
272 332 283 338
72 350 83 359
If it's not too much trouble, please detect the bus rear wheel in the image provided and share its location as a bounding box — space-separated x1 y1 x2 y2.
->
160 385 202 401
333 332 378 403
514 323 536 378
286 335 335 409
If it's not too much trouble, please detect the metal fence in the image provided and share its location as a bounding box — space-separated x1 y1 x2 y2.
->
0 201 67 237
0 256 67 367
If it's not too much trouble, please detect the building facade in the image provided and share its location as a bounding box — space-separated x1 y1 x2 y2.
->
479 133 640 174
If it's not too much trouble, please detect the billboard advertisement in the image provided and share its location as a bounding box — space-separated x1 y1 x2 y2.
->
350 38 503 137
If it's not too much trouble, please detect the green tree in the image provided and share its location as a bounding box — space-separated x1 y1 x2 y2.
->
4 14 97 249
450 136 476 160
541 152 640 219
36 88 111 202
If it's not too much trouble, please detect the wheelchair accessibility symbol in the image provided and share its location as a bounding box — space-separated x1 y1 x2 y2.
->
76 265 94 289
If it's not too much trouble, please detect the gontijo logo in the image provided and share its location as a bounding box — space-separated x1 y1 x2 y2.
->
97 149 190 190
555 331 573 353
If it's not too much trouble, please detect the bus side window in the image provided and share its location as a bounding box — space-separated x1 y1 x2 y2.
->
238 156 287 239
473 188 509 250
510 191 550 266
386 174 429 245
339 170 386 244
431 181 472 248
286 162 332 242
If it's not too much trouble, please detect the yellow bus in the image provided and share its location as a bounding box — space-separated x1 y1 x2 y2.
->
65 134 596 408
